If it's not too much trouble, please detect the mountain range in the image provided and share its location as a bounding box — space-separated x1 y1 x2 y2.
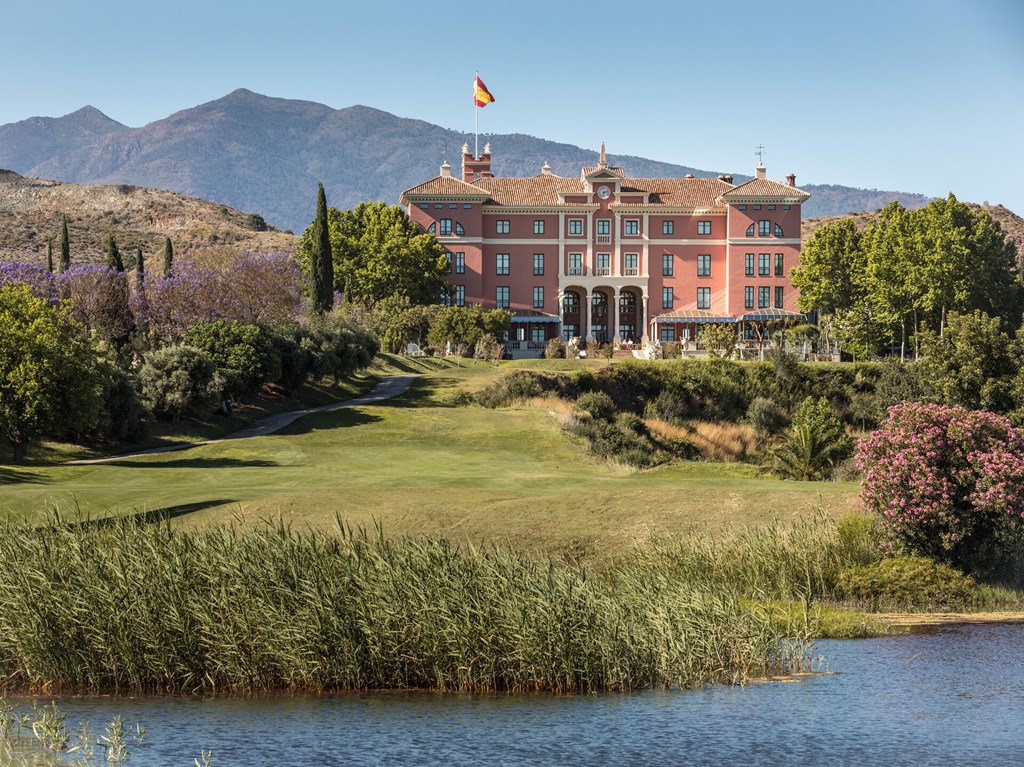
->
0 89 941 233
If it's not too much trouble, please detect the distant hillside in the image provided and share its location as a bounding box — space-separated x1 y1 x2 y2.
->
803 203 1024 265
0 170 297 263
0 89 940 232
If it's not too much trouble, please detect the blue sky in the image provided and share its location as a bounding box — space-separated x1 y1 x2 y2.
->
3 0 1022 213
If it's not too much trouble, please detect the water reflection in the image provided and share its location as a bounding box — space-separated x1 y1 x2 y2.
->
6 622 1024 766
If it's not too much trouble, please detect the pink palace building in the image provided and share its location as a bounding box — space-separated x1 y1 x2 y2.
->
400 144 810 356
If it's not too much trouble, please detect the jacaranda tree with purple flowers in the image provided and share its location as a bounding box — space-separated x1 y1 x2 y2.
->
857 401 1024 576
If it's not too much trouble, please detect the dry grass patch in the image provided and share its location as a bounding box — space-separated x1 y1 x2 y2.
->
646 419 756 462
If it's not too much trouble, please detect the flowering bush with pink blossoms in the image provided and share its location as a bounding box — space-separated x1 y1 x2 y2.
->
857 401 1024 575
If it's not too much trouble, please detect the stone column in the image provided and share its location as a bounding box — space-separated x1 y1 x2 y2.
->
557 290 565 341
641 294 650 344
582 288 592 343
612 289 620 344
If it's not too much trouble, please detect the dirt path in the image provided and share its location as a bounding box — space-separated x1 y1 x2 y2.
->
65 375 417 466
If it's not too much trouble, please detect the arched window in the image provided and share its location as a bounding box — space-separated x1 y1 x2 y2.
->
774 223 783 237
427 222 436 233
455 222 465 235
746 223 755 237
592 291 608 317
619 292 636 312
563 291 580 312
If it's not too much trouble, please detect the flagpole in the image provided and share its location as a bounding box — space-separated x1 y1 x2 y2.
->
474 71 479 160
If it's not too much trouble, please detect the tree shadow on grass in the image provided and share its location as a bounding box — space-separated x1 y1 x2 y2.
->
274 408 382 436
387 376 465 409
88 499 238 528
114 457 280 470
0 466 51 485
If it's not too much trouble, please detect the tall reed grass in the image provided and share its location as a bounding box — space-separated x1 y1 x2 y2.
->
0 515 819 696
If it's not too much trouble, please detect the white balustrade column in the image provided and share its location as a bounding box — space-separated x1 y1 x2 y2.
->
613 290 620 344
641 294 650 344
583 289 592 343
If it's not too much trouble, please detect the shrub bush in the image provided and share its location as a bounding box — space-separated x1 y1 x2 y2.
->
544 337 567 359
139 345 223 421
475 371 546 408
575 391 617 422
857 402 1024 578
837 556 975 612
746 397 789 439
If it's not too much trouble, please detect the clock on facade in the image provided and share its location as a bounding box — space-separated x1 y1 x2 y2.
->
597 185 611 199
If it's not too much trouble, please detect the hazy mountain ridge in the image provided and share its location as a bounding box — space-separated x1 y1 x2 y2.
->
0 89 949 232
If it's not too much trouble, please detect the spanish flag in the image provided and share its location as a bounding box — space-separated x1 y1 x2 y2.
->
473 76 495 107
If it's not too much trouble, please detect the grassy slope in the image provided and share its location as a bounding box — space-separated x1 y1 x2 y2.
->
0 357 858 555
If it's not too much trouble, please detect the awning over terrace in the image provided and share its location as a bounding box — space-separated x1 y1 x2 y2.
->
510 310 561 323
739 309 807 322
653 309 737 324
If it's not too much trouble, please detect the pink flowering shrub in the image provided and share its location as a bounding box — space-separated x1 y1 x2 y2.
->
857 402 1024 574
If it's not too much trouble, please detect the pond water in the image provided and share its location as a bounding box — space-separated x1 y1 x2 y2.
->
8 621 1024 766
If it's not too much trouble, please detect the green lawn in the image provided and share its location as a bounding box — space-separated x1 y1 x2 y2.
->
0 359 859 557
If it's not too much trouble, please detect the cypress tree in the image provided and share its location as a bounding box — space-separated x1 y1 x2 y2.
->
310 182 334 314
135 245 144 278
106 234 124 272
59 214 70 273
163 238 173 278
46 239 54 273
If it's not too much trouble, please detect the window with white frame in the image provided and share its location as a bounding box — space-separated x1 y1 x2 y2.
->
697 287 711 310
496 286 510 308
496 219 510 234
533 253 544 276
533 220 545 235
496 253 509 276
697 254 711 277
624 219 639 236
533 286 544 309
569 219 583 236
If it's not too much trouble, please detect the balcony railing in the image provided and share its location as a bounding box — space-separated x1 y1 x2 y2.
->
623 268 639 276
567 267 586 276
596 234 611 244
594 267 611 276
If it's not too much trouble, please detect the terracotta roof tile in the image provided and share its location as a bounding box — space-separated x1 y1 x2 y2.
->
721 177 810 201
474 175 586 206
618 178 735 208
400 176 490 199
582 166 625 177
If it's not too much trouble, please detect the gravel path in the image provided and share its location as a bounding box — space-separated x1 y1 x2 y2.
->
65 375 417 465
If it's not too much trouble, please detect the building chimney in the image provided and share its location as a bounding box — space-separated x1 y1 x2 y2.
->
440 160 451 178
599 142 607 168
541 161 552 175
461 142 492 182
684 173 694 179
755 163 767 180
786 173 796 187
721 175 734 184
